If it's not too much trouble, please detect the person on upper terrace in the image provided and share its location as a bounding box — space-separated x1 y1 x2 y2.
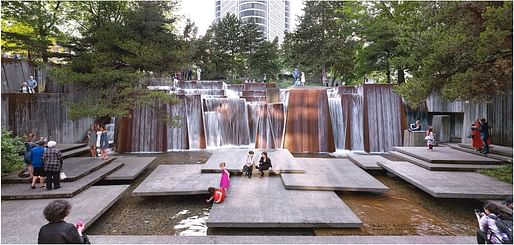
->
27 76 38 93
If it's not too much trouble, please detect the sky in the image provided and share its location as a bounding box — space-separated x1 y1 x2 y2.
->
177 0 305 37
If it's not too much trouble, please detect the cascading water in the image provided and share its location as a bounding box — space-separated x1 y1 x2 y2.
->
167 100 188 150
204 111 221 147
203 98 250 147
185 95 205 149
247 103 265 144
328 97 346 150
350 93 364 151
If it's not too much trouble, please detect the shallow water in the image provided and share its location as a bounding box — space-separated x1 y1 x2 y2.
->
87 152 480 236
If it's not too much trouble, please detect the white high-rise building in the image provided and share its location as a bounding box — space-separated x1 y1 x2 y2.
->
215 0 290 43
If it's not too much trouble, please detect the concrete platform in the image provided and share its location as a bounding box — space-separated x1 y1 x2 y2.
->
393 147 501 164
1 185 129 244
389 151 502 171
2 157 115 184
56 143 88 152
457 143 513 157
378 160 512 199
281 158 388 193
448 144 512 163
62 146 91 159
201 149 304 174
88 235 475 244
1 161 123 200
104 156 156 181
132 165 219 196
348 154 385 170
207 177 362 228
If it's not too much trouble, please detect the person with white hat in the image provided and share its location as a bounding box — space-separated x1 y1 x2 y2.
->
43 141 63 190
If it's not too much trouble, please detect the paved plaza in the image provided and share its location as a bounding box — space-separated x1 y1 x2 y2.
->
1 185 129 244
281 158 388 193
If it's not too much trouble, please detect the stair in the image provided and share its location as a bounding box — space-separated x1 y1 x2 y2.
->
389 151 502 171
447 144 512 164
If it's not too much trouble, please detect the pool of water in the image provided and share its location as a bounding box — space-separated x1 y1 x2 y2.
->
87 152 480 236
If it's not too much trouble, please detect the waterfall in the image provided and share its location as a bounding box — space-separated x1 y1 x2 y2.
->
350 93 364 151
203 98 250 146
167 99 188 150
185 95 205 149
267 103 285 148
204 111 221 147
247 103 265 144
363 85 402 152
328 97 345 150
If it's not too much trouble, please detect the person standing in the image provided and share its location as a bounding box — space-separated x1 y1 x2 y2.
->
292 68 300 84
98 126 109 160
27 75 38 93
24 133 37 178
300 71 306 86
87 124 97 158
471 118 484 151
425 127 435 151
480 118 491 155
196 67 202 81
30 140 46 189
219 162 230 192
38 200 89 244
256 151 272 178
43 141 63 190
187 68 193 80
95 126 102 156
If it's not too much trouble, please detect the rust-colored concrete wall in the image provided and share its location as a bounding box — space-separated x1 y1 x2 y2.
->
283 88 335 153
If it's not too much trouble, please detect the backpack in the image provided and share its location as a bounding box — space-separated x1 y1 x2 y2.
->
495 217 513 244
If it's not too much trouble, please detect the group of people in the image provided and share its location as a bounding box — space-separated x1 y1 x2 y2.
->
205 151 272 204
19 75 38 93
476 197 513 244
23 133 64 190
471 118 492 155
86 124 110 160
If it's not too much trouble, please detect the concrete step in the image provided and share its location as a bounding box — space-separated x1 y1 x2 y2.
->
56 143 88 153
88 235 476 244
2 157 116 184
392 146 501 165
1 160 123 200
62 146 91 159
452 143 513 161
457 143 513 157
389 151 502 171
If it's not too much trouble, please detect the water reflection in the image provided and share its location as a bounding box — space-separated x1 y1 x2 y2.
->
173 208 210 236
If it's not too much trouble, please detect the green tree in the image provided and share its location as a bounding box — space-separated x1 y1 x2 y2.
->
51 1 181 120
248 38 281 80
396 1 513 106
1 1 68 63
1 129 25 175
282 1 359 86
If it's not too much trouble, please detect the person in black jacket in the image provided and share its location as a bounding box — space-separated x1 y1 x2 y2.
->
255 152 272 178
38 200 89 244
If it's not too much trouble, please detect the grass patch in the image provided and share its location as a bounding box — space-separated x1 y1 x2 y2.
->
478 163 513 184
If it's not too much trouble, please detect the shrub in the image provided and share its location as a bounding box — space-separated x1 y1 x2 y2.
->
1 129 25 175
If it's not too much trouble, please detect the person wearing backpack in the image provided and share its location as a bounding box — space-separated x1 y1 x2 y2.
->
477 203 511 244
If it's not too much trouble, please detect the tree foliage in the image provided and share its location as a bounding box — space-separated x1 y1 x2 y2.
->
1 129 25 175
51 1 182 120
